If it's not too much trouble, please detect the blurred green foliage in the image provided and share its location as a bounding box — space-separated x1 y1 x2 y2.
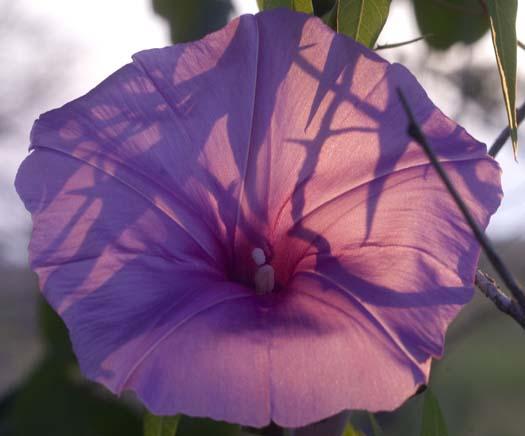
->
376 290 525 436
39 296 75 364
8 357 142 436
367 413 383 436
2 300 142 436
152 0 233 43
411 0 489 49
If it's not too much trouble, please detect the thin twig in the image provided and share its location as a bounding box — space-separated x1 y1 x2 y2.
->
375 35 429 51
518 40 525 51
475 270 525 329
397 87 525 313
489 101 525 157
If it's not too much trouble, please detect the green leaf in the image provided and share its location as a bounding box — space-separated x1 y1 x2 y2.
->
258 0 293 10
144 413 180 436
368 413 384 436
485 0 519 157
420 389 449 436
337 0 391 48
260 0 313 12
342 421 365 436
411 0 489 50
294 0 314 14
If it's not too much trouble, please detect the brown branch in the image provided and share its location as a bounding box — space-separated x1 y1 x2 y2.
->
476 270 525 329
489 101 525 157
397 87 525 315
518 40 525 50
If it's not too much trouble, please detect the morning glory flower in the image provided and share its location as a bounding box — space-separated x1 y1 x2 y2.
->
16 8 502 428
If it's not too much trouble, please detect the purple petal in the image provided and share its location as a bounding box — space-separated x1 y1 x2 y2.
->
15 8 502 428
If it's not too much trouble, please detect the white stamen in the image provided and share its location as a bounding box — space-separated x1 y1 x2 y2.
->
254 264 275 294
251 247 266 266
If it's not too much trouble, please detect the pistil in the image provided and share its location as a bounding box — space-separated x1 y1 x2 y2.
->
251 248 275 294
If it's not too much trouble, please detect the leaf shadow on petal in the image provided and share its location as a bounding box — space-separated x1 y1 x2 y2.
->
16 9 503 424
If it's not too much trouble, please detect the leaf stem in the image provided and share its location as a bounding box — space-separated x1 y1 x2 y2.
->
375 35 429 51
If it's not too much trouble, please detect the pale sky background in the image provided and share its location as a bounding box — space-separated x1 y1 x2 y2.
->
1 0 524 265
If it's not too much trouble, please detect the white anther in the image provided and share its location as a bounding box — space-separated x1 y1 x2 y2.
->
251 247 266 266
254 264 275 295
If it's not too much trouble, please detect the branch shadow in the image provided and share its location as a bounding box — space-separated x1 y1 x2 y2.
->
18 10 502 396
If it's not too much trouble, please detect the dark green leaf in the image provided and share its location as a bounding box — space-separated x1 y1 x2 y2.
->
152 0 233 43
411 0 489 50
322 3 338 28
314 0 337 16
259 0 293 10
9 358 141 436
337 0 391 48
294 0 314 14
144 413 180 436
368 413 384 436
39 297 75 364
485 0 518 157
176 416 241 436
420 389 449 436
294 411 349 435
